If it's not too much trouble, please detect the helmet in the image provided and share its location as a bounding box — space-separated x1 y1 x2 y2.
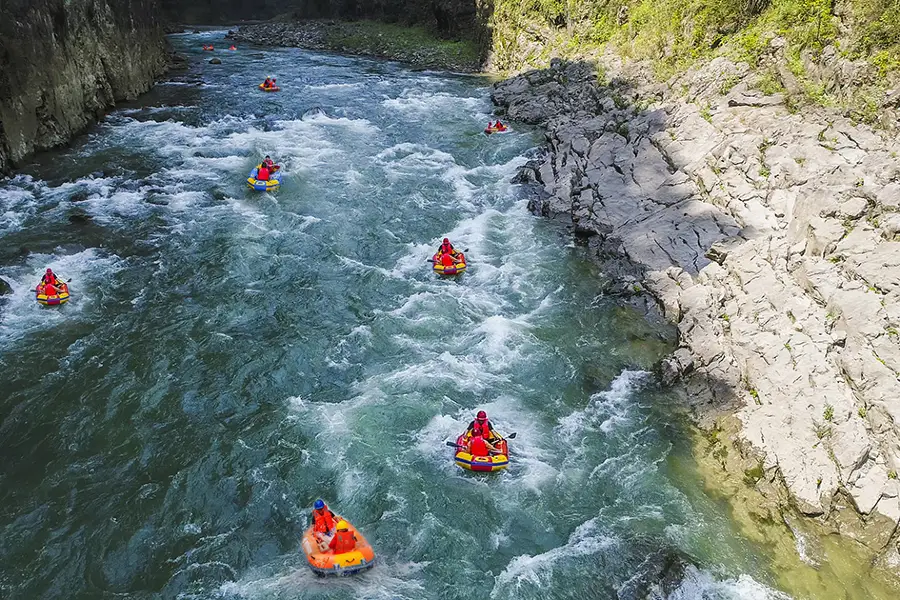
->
476 410 487 420
314 499 325 510
46 268 53 273
443 238 450 244
336 520 349 531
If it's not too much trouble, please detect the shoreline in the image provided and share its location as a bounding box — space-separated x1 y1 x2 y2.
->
225 20 483 74
492 53 900 591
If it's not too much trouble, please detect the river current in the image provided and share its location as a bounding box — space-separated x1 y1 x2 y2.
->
1 31 800 599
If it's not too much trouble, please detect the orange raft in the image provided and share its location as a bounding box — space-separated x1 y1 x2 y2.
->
301 521 376 576
35 281 70 306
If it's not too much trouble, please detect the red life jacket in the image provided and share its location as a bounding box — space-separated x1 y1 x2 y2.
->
257 166 270 181
471 419 491 438
44 284 58 296
329 529 356 554
469 436 489 457
441 253 455 266
313 508 336 533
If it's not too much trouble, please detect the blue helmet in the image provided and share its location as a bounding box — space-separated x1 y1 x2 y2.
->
314 499 325 510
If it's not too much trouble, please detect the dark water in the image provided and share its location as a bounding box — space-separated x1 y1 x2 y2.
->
0 31 796 600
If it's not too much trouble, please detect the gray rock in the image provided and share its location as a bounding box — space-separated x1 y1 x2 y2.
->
209 58 222 65
0 277 11 296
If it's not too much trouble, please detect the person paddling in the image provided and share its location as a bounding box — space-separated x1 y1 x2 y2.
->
312 499 337 536
466 410 495 441
41 268 61 286
262 77 273 89
256 163 270 181
467 433 498 457
328 520 358 554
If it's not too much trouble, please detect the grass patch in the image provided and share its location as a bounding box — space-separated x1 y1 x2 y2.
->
324 21 481 70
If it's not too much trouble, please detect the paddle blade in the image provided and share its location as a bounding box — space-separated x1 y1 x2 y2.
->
507 432 517 439
445 441 460 447
427 259 435 263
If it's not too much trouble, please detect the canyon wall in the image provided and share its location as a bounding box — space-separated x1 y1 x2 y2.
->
0 0 168 172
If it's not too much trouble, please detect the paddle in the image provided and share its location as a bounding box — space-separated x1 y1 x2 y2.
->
444 441 503 456
427 248 469 263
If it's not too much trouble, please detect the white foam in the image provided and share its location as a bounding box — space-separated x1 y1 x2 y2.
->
662 565 793 600
0 249 124 345
492 518 617 594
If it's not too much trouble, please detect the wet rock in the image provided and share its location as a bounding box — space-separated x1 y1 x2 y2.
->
209 58 222 65
301 106 327 120
69 190 89 202
0 277 11 296
511 166 537 184
68 213 93 225
660 348 695 385
616 548 689 599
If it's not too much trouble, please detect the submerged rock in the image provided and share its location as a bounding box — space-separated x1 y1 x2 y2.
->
301 106 327 120
209 58 222 65
0 277 11 296
68 212 93 225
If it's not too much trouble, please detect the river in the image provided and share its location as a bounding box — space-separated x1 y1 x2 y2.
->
0 31 805 600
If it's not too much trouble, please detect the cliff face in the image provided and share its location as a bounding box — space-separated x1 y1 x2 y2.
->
0 0 168 172
493 53 900 576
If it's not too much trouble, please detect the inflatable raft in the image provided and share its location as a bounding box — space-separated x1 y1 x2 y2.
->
484 125 508 135
35 281 70 306
301 521 376 576
247 165 281 191
258 84 280 92
432 252 466 276
453 431 509 472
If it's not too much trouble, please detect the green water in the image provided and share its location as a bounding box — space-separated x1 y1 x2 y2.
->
0 31 803 599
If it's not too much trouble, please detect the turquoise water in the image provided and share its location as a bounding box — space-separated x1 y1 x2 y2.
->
0 31 795 599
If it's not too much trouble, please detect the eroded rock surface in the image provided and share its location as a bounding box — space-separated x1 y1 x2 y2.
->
0 0 168 172
495 55 900 564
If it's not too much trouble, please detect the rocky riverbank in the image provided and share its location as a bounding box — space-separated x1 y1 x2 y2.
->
0 0 169 173
495 52 900 578
226 20 482 73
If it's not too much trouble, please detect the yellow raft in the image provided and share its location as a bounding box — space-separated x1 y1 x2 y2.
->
432 251 466 276
247 164 281 191
301 520 376 576
35 281 70 306
453 430 510 472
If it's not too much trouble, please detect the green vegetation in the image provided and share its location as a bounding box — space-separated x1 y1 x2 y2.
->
889 470 898 480
324 21 480 71
858 406 867 418
824 404 834 421
490 0 900 119
743 459 765 485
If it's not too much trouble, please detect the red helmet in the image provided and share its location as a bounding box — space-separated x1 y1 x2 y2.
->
46 268 53 274
443 238 450 244
476 410 487 420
